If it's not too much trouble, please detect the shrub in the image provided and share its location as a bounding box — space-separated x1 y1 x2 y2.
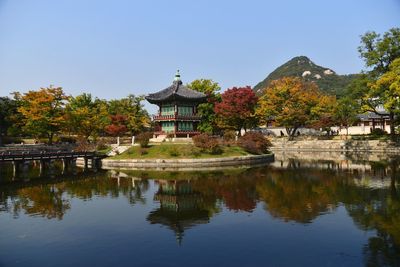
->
192 133 222 154
166 132 174 142
370 128 386 136
139 147 148 155
58 136 77 144
223 130 236 145
238 132 271 154
169 146 180 157
136 132 153 148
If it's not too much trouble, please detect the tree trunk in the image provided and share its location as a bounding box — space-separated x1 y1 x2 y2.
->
389 111 396 141
286 127 298 140
48 133 54 145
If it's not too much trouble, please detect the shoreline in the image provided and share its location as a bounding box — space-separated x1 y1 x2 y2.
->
270 139 400 153
99 154 274 170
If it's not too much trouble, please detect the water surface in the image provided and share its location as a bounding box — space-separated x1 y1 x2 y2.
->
0 155 399 266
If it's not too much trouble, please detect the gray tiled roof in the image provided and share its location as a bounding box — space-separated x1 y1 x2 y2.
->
146 80 207 104
357 111 390 120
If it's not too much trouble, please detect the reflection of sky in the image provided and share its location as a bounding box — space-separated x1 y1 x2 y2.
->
0 177 377 267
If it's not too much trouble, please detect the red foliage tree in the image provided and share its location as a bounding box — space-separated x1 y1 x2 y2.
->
105 114 128 136
214 86 258 135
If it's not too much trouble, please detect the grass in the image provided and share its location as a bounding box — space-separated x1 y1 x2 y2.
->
110 143 253 159
96 146 113 155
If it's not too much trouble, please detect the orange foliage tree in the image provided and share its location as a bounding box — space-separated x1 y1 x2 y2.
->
256 77 336 137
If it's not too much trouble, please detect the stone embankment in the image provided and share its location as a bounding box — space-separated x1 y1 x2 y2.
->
101 154 274 170
270 139 400 153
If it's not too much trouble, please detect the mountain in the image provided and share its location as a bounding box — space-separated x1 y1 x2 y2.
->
253 56 359 96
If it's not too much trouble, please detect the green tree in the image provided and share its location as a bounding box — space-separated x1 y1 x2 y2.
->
334 97 359 136
354 28 400 138
0 97 18 146
358 28 400 78
65 93 110 140
187 79 221 134
15 86 68 144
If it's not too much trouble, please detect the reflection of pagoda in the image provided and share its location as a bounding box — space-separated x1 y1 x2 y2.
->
147 180 209 245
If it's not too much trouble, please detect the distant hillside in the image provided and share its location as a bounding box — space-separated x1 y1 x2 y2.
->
253 56 359 96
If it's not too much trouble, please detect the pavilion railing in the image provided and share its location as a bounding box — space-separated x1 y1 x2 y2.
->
152 114 202 121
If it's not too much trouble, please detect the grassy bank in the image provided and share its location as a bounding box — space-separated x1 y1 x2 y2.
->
110 144 255 159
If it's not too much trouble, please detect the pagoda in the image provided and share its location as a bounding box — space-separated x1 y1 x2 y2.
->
145 71 207 138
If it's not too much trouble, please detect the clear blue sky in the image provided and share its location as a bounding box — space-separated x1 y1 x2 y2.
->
0 0 399 113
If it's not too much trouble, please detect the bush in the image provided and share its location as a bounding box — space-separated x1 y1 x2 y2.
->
238 132 271 154
223 130 236 145
166 132 174 142
192 133 222 154
136 132 153 148
370 128 387 136
58 136 77 144
169 146 180 157
139 148 148 155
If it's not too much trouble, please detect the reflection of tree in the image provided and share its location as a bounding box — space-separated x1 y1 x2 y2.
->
191 173 257 212
12 185 70 219
347 158 400 266
0 172 150 220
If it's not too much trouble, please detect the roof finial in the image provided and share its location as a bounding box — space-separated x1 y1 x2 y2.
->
174 69 181 82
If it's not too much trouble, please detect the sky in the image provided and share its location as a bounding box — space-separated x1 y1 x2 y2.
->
0 0 399 113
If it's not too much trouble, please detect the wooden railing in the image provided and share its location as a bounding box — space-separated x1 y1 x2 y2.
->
154 130 200 135
0 151 106 162
152 114 201 121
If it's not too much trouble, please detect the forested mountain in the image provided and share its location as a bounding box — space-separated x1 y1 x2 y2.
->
253 56 359 96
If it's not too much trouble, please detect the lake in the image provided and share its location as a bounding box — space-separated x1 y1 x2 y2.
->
0 153 399 267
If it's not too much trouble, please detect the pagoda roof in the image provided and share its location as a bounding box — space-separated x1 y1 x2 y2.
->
145 74 207 104
357 111 390 120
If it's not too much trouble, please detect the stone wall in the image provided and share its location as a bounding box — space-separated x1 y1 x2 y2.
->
101 154 274 170
270 139 400 153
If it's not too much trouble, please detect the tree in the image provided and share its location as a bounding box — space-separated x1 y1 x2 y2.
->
355 28 400 138
334 97 359 136
105 114 128 137
0 97 18 146
187 79 221 134
108 95 150 136
15 86 68 144
214 86 258 135
358 28 400 78
309 94 337 133
256 77 329 137
65 93 109 140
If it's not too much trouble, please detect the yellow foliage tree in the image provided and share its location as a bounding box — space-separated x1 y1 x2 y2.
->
15 86 68 144
256 77 336 137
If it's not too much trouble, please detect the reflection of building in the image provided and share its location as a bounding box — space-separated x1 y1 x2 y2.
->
147 180 209 245
145 71 207 138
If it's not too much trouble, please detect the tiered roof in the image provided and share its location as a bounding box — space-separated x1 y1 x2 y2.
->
145 71 207 104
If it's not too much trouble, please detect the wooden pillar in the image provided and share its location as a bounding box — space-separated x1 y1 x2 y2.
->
12 161 19 179
71 159 77 174
62 158 70 174
48 160 55 178
39 160 46 176
84 157 89 170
